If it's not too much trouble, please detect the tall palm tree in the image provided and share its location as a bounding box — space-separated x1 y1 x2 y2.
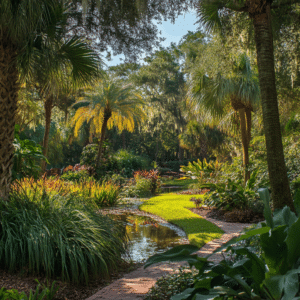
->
196 0 297 210
0 0 60 200
26 4 101 172
190 54 260 184
72 77 145 168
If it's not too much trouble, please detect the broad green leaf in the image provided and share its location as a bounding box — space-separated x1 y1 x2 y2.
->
258 188 274 229
144 245 199 268
260 225 288 274
273 206 297 228
294 189 300 217
263 269 300 300
286 216 300 267
171 288 195 300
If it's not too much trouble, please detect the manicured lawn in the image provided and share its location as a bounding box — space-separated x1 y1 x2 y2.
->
139 193 223 247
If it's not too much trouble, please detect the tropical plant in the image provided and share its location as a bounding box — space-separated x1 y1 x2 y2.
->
13 128 48 180
73 75 145 168
144 267 196 300
1 185 127 284
189 53 260 184
196 0 297 210
0 280 59 300
180 158 222 184
144 188 300 299
27 3 100 172
0 0 57 200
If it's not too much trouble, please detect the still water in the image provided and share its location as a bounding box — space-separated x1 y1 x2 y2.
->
108 213 186 263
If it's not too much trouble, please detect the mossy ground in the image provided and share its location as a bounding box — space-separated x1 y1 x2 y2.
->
139 193 223 247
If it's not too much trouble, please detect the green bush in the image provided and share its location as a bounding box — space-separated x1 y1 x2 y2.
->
144 268 195 300
114 149 150 177
60 170 91 182
0 189 127 284
0 280 59 300
80 145 150 178
123 177 152 198
13 128 48 180
203 179 259 211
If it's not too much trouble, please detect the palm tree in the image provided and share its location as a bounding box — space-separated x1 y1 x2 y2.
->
0 0 61 199
190 53 260 184
72 77 145 168
196 0 297 210
26 4 100 172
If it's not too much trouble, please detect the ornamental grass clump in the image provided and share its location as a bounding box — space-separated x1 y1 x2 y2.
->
0 187 127 284
13 177 120 208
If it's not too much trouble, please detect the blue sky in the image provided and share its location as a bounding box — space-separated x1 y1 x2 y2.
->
105 11 199 67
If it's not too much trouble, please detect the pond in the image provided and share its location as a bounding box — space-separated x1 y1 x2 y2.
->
107 213 187 263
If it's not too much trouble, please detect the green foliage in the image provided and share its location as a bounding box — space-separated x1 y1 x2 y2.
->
180 158 222 184
60 170 91 182
1 186 127 284
0 280 58 300
80 145 150 177
144 268 196 300
13 128 48 180
124 177 153 198
144 188 300 300
114 149 150 177
140 194 223 247
203 179 261 212
15 177 120 208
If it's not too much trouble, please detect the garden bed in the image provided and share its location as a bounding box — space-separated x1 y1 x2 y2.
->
0 261 143 300
190 206 264 223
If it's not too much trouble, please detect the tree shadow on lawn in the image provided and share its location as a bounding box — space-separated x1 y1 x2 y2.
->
168 216 224 248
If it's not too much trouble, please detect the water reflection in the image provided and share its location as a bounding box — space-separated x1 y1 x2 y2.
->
108 214 184 263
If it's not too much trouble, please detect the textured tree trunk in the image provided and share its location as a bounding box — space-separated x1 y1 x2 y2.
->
239 108 250 185
42 97 53 173
245 108 252 146
0 32 19 200
252 7 294 210
96 109 111 169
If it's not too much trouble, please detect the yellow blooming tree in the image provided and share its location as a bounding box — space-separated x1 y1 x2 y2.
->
72 78 145 168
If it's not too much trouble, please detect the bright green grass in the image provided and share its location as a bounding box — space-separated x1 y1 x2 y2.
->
139 194 223 248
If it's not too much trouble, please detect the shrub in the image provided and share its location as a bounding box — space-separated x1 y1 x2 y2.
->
14 178 120 208
1 188 127 284
13 130 48 180
115 150 150 177
60 170 91 182
144 268 195 300
180 158 222 185
203 179 259 211
133 169 160 194
123 177 152 198
0 280 59 300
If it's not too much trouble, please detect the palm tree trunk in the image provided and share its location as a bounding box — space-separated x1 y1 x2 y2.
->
238 108 250 185
252 6 294 210
0 32 19 200
96 110 111 169
245 108 252 147
42 97 53 173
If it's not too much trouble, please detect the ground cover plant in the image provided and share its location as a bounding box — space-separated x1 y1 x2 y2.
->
0 186 127 284
161 177 196 189
144 188 300 300
139 193 223 247
144 267 196 300
14 177 120 208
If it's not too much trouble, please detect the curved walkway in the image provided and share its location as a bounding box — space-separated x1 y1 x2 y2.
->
86 213 252 300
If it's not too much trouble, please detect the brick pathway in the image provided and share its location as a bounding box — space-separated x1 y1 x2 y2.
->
86 215 252 300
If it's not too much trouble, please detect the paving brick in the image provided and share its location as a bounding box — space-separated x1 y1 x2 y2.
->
86 215 252 300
